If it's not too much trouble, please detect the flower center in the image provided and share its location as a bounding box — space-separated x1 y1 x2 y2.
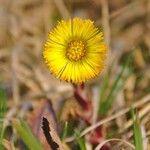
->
66 40 86 61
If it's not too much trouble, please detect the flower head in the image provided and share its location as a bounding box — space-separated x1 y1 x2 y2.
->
43 18 107 84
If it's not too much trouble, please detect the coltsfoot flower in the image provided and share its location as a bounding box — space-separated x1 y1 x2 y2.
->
43 17 107 84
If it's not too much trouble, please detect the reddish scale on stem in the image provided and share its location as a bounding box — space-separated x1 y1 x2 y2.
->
74 85 110 150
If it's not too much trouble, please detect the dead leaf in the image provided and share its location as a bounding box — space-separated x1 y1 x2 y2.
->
42 117 63 150
27 99 63 150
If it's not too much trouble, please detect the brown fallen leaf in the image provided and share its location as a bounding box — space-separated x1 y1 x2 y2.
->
27 99 63 150
42 117 63 150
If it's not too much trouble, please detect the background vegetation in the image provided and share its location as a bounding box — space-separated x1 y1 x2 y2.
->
0 0 150 149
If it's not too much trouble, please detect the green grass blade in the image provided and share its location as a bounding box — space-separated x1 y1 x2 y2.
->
0 87 7 118
131 109 143 150
99 62 114 103
99 73 109 104
0 85 7 149
61 122 68 140
75 131 86 150
99 56 132 115
13 119 44 150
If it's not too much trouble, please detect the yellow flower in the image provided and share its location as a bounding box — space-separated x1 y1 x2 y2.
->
43 17 107 84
